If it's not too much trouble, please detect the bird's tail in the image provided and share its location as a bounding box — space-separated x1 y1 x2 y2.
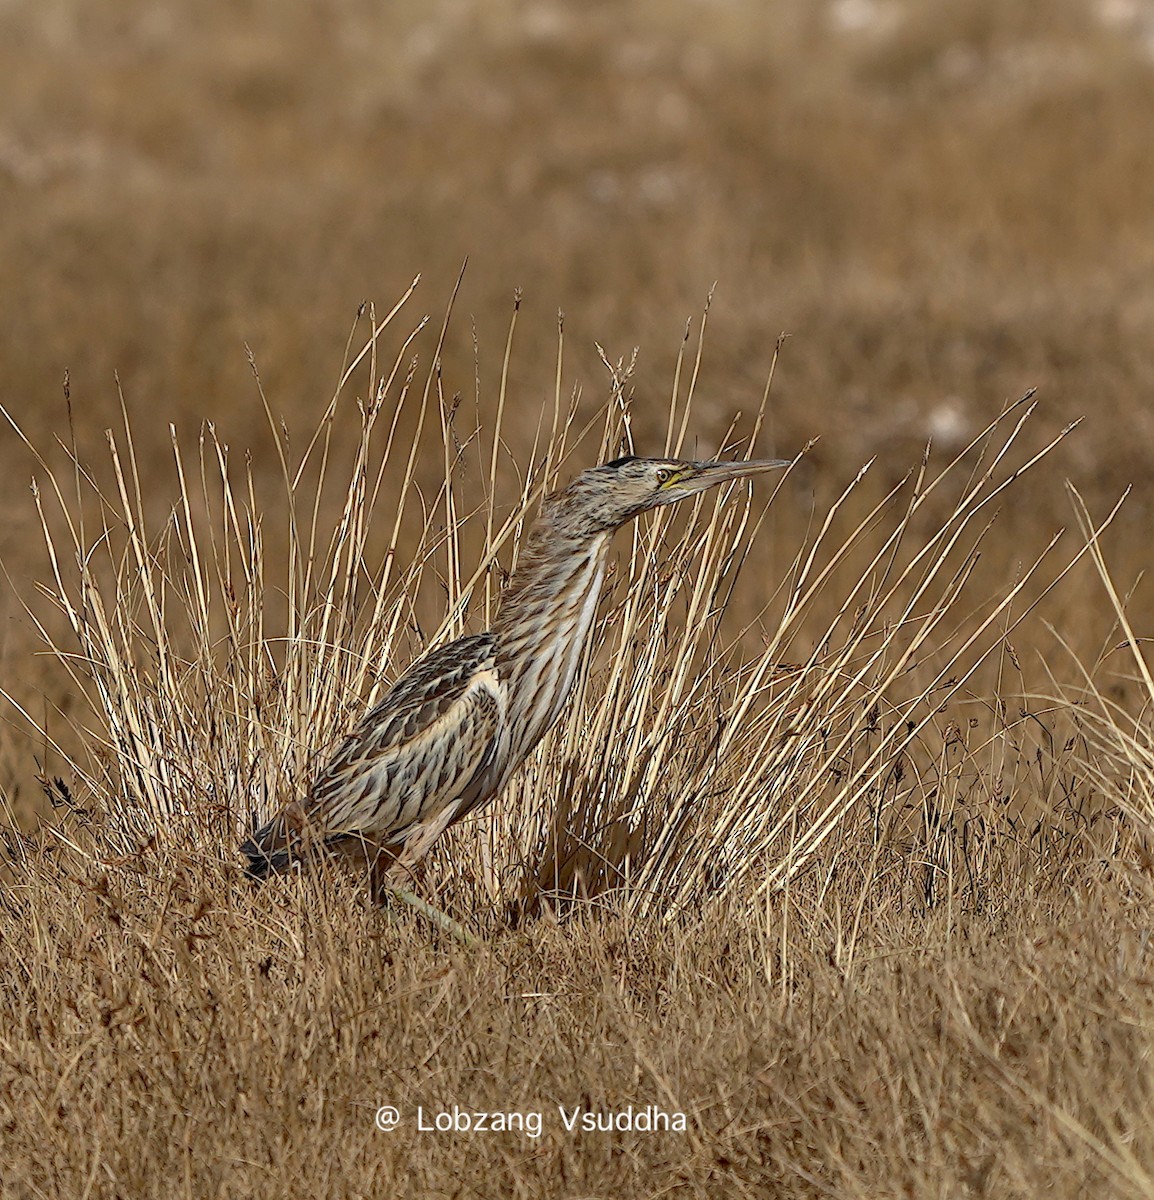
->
240 812 300 880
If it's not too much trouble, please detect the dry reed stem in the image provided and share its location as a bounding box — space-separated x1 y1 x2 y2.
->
0 285 1104 940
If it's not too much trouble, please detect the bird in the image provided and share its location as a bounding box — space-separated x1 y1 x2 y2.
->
240 453 791 919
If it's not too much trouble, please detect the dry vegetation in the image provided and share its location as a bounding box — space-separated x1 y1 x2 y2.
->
3 1 1154 1196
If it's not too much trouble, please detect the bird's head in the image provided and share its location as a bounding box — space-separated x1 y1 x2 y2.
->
552 454 793 535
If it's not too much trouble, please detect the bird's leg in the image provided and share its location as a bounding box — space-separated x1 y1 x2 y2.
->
369 844 478 947
386 885 479 947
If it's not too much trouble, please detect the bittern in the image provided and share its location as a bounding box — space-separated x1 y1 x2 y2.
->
241 454 790 926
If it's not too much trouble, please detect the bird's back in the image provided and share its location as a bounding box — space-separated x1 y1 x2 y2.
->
242 632 507 876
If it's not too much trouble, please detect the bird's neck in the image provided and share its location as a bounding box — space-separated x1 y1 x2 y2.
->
492 517 613 760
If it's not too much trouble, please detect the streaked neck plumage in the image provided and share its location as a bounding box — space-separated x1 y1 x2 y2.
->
492 504 612 766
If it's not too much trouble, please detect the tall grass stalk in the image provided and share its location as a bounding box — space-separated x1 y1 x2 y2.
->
0 288 1105 927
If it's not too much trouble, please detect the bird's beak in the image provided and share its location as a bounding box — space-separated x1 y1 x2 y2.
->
676 457 792 497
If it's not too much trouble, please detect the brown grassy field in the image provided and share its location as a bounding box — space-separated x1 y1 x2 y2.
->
4 1 1154 1196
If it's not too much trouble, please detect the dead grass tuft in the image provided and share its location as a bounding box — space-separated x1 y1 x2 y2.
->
3 2 1154 1194
2 285 1153 1195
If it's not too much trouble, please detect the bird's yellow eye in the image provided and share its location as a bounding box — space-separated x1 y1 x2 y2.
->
656 467 676 485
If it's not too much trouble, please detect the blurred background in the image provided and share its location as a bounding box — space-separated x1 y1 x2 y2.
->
2 0 1154 810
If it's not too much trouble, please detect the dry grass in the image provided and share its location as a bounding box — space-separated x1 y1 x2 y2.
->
3 1 1154 1196
4 861 1154 1198
2 294 1151 1198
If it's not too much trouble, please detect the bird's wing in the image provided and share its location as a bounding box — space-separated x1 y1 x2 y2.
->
302 632 505 844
